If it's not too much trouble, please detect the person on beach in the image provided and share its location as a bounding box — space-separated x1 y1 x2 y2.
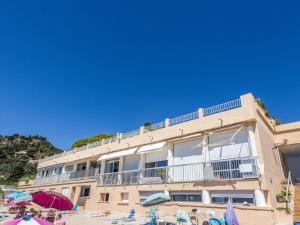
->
46 209 56 223
54 214 66 225
14 206 26 219
37 210 45 219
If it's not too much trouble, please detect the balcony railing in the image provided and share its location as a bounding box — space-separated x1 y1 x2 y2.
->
170 111 199 126
122 129 140 139
203 99 241 116
97 157 258 186
144 121 165 132
34 173 71 185
69 169 98 180
34 169 98 185
38 97 244 163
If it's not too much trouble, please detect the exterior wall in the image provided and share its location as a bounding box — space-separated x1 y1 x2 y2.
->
18 93 300 225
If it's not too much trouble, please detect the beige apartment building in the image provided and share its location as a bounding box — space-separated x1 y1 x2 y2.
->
18 93 300 225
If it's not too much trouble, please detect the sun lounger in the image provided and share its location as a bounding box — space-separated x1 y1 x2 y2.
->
176 210 192 225
104 209 135 222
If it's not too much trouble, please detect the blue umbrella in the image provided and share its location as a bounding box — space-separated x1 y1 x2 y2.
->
142 192 171 206
6 192 27 199
13 193 32 203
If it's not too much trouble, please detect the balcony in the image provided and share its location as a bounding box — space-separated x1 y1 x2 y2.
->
34 169 97 185
97 157 259 186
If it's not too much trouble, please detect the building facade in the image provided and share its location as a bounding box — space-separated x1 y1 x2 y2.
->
18 93 300 225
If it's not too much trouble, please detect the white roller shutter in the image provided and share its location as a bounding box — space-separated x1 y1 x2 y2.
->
123 154 140 171
209 129 251 160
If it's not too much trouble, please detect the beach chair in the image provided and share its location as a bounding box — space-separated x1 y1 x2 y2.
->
123 209 136 222
104 209 135 222
206 210 215 218
176 210 192 225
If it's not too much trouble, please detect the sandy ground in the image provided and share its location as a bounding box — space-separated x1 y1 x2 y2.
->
0 213 146 225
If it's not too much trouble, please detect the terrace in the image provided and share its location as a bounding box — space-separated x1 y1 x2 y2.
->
33 156 259 186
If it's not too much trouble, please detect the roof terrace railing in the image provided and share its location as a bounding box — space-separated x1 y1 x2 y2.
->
203 99 241 116
170 111 199 126
39 97 243 163
122 129 140 139
144 121 165 132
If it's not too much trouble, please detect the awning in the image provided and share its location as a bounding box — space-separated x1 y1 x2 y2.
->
97 147 138 161
138 141 166 154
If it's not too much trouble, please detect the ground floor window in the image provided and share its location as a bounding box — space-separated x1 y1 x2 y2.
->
99 193 110 202
211 191 255 205
61 187 69 197
121 192 129 203
171 192 202 202
80 186 90 197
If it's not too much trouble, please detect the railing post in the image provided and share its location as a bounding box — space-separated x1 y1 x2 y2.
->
139 126 145 135
165 118 170 127
198 108 204 118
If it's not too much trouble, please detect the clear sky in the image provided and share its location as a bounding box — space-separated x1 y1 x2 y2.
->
0 0 300 150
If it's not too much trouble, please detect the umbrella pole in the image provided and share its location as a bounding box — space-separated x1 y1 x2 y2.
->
49 196 56 209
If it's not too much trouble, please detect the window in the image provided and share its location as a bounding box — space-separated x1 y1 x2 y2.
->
61 187 69 197
80 186 90 197
211 191 255 205
144 160 168 180
121 192 129 203
171 192 202 202
65 165 74 172
105 160 119 173
99 193 110 202
77 163 87 171
145 160 168 168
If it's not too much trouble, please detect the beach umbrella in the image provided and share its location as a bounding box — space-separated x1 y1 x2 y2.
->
8 202 32 207
13 194 33 203
225 199 239 225
4 215 54 225
142 192 171 206
6 192 27 199
32 191 73 211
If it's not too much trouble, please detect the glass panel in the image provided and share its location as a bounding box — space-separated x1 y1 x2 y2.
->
188 195 202 202
156 160 168 167
232 197 254 204
172 195 187 201
212 197 229 204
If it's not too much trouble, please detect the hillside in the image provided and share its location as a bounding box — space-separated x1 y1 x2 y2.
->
0 134 61 185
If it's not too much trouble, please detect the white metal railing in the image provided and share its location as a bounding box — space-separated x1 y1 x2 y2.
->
34 169 98 185
97 157 258 186
69 169 98 180
203 99 241 116
102 135 117 144
88 141 102 148
38 98 243 163
144 121 165 132
122 129 140 139
170 111 199 126
76 145 88 152
34 173 71 185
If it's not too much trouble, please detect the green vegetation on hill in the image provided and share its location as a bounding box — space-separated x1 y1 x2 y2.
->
71 134 112 148
0 134 61 185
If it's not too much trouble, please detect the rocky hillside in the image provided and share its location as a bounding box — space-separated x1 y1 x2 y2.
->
0 134 61 185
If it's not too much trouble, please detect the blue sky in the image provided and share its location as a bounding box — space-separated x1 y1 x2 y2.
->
0 0 300 150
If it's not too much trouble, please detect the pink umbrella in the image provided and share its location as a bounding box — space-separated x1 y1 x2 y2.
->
32 191 73 211
4 216 53 225
8 202 32 207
